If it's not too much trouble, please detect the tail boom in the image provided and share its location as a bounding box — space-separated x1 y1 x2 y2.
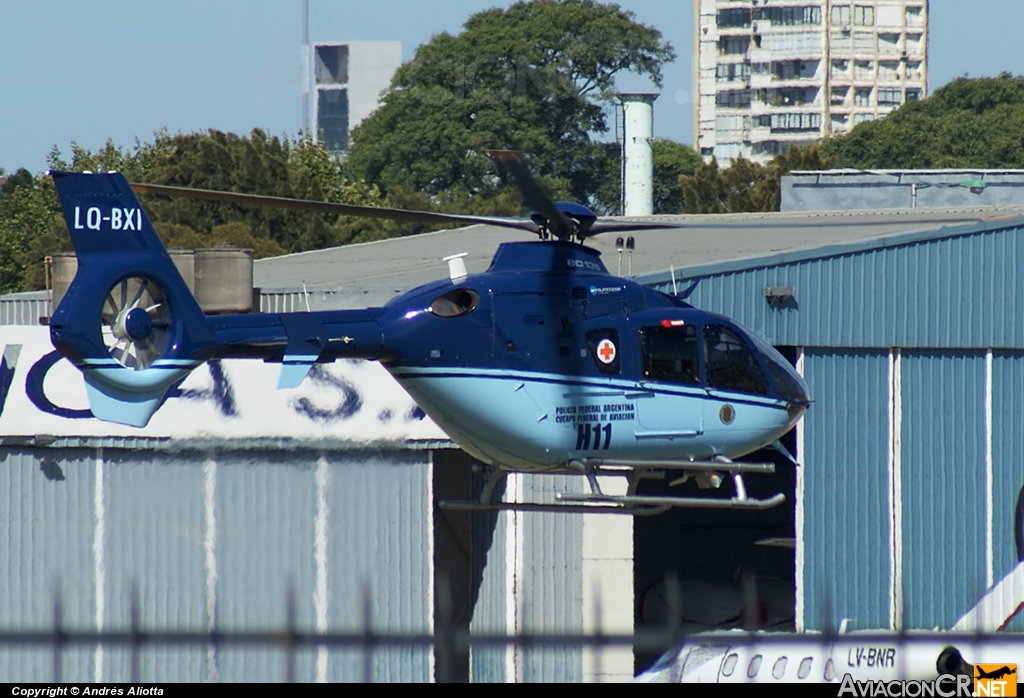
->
48 171 388 426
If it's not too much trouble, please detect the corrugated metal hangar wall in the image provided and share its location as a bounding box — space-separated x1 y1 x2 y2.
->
641 218 1024 634
0 330 624 682
0 443 434 682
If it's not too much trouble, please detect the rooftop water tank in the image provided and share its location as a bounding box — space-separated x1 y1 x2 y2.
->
194 246 254 314
49 249 197 314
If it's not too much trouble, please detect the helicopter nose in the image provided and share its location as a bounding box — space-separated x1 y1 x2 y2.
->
786 400 807 429
784 367 811 429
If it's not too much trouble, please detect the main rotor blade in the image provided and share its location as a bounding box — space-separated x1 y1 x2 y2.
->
587 220 687 236
128 183 539 235
484 150 575 240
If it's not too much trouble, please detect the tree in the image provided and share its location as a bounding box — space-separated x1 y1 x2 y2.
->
344 0 675 208
1 131 394 292
0 173 61 293
652 139 703 214
680 143 832 214
590 138 702 215
822 73 1024 169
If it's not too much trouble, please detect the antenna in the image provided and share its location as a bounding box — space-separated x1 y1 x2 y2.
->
616 237 624 276
670 265 678 296
626 236 635 276
443 253 468 284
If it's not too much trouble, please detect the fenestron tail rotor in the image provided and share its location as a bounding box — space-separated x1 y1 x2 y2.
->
100 276 172 370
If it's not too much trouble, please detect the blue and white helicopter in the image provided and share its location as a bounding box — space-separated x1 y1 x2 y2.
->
47 152 810 515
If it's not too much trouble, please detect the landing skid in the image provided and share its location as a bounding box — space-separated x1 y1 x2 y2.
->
437 457 786 516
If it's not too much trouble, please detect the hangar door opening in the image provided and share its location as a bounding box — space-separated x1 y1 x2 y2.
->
632 346 799 674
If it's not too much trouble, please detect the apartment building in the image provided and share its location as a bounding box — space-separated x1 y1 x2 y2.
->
694 1 928 164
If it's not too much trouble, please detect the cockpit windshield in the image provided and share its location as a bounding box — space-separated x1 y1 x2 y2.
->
703 324 770 395
746 331 811 404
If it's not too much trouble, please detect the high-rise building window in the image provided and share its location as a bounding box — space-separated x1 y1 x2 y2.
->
719 36 751 55
878 61 900 81
754 6 822 26
905 88 922 103
905 6 924 27
753 141 784 156
759 112 822 132
853 5 875 26
717 63 752 81
854 87 873 107
718 7 751 27
831 5 851 26
854 60 874 80
878 87 902 106
717 89 753 107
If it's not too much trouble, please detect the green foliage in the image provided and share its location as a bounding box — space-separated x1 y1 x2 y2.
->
589 138 702 215
154 221 287 259
652 139 703 214
1 132 396 292
0 174 63 293
344 0 674 207
680 143 832 214
822 73 1024 169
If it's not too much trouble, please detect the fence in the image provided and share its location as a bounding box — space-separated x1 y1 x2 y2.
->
1 589 1018 683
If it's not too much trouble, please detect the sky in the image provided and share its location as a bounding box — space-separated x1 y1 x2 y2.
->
2 0 1023 174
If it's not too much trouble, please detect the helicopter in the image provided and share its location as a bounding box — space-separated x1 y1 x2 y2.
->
46 151 810 515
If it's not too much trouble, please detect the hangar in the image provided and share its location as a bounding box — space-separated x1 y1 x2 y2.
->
2 202 1024 681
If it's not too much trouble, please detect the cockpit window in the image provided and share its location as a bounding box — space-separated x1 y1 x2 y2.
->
747 333 811 403
640 325 700 385
703 324 770 395
430 288 479 317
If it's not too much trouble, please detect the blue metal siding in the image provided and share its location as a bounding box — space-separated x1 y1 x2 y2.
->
0 449 96 682
469 506 507 683
992 351 1024 631
901 351 988 629
646 223 1024 348
521 474 582 683
214 453 318 683
0 446 433 682
326 451 432 682
101 452 207 682
801 350 891 631
466 473 583 683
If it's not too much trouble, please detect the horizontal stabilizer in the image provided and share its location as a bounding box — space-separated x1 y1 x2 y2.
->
277 314 326 389
278 359 317 390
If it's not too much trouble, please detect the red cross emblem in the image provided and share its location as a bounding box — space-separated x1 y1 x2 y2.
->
596 339 616 364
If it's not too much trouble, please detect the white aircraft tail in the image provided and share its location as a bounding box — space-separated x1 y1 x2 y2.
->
952 560 1024 632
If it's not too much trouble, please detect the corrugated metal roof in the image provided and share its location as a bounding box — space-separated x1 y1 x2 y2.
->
252 205 1024 309
0 290 47 326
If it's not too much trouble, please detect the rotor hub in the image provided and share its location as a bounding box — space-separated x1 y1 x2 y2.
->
124 307 154 341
